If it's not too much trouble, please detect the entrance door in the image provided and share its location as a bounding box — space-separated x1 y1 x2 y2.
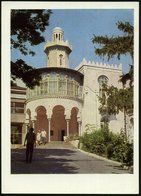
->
61 130 65 141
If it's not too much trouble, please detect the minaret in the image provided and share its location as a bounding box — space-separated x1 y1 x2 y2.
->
44 27 72 68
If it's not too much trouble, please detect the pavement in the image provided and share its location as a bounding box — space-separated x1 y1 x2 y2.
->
11 141 132 174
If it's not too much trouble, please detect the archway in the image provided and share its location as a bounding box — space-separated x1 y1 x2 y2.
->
35 106 48 141
51 105 66 141
69 107 79 136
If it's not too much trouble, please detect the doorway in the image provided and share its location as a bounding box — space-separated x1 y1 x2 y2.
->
52 105 66 141
61 130 65 141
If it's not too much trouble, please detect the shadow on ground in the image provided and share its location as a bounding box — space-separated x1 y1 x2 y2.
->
11 148 79 174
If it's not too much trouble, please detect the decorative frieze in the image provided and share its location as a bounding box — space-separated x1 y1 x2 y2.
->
75 58 122 71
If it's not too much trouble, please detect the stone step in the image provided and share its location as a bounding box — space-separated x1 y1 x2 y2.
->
35 141 73 148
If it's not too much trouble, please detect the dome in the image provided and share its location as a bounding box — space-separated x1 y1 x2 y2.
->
53 27 63 32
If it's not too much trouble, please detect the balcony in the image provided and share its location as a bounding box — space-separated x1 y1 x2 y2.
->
26 77 83 102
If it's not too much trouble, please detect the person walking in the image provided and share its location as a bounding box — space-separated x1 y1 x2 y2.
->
24 127 36 163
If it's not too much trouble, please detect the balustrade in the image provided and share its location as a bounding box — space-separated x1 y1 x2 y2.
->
26 74 83 100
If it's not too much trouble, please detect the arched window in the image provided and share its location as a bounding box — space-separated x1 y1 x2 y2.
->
98 75 108 97
59 54 63 66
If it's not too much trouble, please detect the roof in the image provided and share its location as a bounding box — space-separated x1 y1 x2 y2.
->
53 27 63 31
38 67 84 79
11 85 27 90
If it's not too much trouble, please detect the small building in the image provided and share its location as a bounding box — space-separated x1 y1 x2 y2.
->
11 84 26 146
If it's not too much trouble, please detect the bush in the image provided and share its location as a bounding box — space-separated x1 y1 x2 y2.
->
106 144 114 159
112 141 133 166
80 129 107 155
80 128 133 166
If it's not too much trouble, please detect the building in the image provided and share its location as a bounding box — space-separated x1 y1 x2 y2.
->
11 27 132 144
11 84 26 145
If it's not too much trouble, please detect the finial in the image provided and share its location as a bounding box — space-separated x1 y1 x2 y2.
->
82 58 87 63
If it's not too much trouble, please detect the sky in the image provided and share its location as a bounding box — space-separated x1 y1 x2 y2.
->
11 9 134 74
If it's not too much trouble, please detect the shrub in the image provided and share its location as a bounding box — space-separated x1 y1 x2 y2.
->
112 141 133 166
80 129 107 155
80 128 133 166
106 143 114 159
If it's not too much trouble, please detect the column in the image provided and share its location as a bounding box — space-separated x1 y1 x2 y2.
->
31 115 37 130
66 119 70 137
66 75 68 95
25 119 29 133
47 74 50 94
57 74 59 94
25 124 29 133
73 80 75 96
78 121 82 136
32 120 35 129
48 118 51 142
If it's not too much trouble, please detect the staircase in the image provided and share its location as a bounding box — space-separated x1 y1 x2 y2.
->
36 141 75 149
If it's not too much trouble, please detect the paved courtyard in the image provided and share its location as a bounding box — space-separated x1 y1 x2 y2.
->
11 142 132 174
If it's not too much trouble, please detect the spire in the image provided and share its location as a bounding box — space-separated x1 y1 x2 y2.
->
52 27 64 42
44 27 72 68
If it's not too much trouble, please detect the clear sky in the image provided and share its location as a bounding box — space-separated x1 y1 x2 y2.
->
11 9 134 74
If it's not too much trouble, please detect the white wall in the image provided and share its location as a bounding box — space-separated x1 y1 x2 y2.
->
76 62 124 133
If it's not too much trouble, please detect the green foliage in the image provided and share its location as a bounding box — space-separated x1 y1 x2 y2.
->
80 128 133 166
11 9 52 55
92 21 133 60
92 21 134 87
98 84 133 117
98 83 133 135
92 21 134 135
11 60 42 89
119 65 133 87
112 141 133 166
11 9 52 88
106 143 114 159
80 128 110 155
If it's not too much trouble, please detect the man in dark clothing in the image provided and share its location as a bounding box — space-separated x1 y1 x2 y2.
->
24 127 36 163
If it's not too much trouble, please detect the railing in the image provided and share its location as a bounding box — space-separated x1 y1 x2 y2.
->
27 83 83 102
45 40 72 51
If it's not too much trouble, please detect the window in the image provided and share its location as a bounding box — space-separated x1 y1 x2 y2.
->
98 75 108 97
11 126 22 144
67 79 73 96
40 83 44 95
59 54 63 66
98 75 108 86
44 81 48 94
11 102 24 113
49 74 57 95
58 75 66 95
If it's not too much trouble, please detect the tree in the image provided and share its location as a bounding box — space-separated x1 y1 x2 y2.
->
98 84 133 135
11 9 52 89
92 21 134 134
92 21 134 85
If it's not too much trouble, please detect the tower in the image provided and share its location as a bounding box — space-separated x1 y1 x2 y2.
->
44 27 72 68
